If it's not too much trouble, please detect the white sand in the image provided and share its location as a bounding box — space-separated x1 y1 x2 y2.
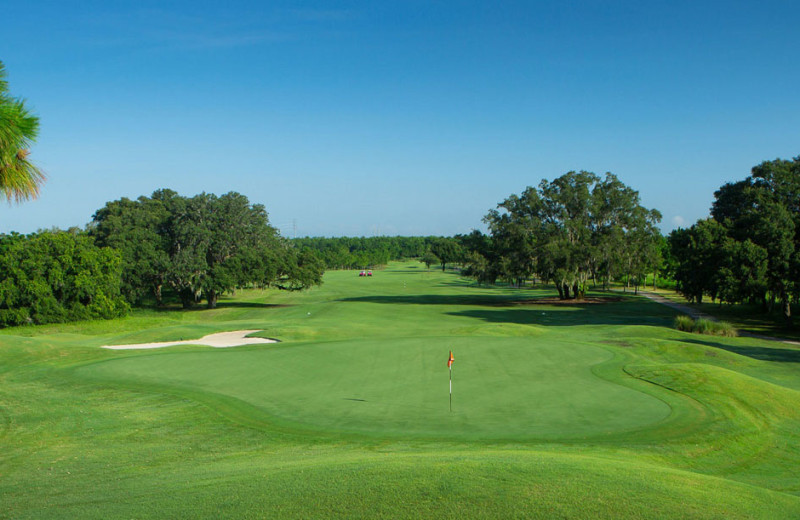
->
101 330 277 350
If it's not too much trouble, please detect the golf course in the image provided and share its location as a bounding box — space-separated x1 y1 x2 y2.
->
3 261 800 518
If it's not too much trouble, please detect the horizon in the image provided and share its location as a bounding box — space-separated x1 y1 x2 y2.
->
2 1 798 237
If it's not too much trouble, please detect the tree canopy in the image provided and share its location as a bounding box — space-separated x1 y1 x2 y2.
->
671 157 800 325
293 236 435 270
429 237 462 271
0 230 129 327
91 190 324 309
464 171 662 298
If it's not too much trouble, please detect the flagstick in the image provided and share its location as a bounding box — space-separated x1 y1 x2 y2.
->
447 350 454 413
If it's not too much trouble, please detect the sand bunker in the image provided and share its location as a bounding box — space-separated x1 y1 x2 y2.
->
101 330 277 350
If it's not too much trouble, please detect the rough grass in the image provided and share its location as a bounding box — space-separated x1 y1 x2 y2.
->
675 315 738 337
2 262 800 518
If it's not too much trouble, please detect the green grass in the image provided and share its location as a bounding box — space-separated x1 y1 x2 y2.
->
3 262 800 518
75 336 671 441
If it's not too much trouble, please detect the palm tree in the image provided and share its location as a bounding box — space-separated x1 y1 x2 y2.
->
0 60 44 202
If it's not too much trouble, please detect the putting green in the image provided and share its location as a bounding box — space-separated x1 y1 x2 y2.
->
78 335 671 440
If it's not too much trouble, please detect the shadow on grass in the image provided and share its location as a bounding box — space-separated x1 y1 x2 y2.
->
148 301 292 313
339 295 527 306
338 294 629 307
435 279 560 291
447 307 675 327
339 294 677 327
683 338 800 363
217 301 291 309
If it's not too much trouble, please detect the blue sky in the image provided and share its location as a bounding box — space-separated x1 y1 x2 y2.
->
2 1 798 237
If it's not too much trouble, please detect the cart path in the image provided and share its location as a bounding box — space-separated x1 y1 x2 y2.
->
639 291 800 346
638 291 718 321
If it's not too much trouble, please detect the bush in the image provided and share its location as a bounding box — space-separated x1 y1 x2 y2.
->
674 316 737 337
0 308 30 327
0 231 129 328
674 315 694 332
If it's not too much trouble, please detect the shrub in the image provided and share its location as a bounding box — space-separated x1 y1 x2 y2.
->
674 316 737 337
0 231 129 328
674 315 694 332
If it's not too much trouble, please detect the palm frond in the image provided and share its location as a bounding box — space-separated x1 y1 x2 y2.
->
0 152 46 202
0 60 44 202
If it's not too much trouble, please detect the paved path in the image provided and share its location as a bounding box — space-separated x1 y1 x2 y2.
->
638 291 800 346
638 291 718 322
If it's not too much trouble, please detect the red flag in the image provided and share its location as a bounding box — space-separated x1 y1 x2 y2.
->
447 351 454 368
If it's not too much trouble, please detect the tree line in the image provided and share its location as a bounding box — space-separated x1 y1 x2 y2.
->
668 157 800 325
5 57 795 326
292 236 436 270
0 190 325 327
90 190 324 309
458 171 663 298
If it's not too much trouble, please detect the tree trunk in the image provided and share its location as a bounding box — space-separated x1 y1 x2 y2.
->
207 289 218 309
556 282 564 300
562 283 571 300
153 284 163 306
572 282 580 300
180 288 194 309
783 292 793 328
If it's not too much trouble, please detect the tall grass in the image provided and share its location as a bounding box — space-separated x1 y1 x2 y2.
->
675 315 737 337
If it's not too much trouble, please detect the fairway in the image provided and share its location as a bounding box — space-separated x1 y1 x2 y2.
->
4 262 800 518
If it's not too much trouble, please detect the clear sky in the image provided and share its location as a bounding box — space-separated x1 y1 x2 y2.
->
2 1 798 237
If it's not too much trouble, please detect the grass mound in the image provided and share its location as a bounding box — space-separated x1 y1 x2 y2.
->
675 315 738 337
